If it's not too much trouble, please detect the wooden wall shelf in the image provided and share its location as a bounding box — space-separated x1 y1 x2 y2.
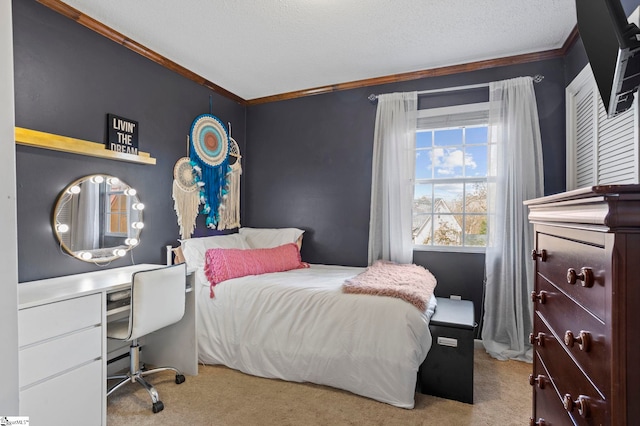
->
15 127 156 165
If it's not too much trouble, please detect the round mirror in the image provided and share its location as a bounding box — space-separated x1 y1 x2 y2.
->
53 174 144 263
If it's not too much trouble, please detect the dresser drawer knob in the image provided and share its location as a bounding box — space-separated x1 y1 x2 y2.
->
529 419 547 426
529 332 545 347
566 267 594 288
529 374 546 389
530 291 547 304
563 394 591 418
564 330 592 352
531 249 547 261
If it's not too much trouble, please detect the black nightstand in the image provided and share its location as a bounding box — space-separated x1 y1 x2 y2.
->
418 297 475 404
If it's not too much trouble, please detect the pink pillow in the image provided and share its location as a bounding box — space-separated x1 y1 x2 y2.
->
204 243 309 297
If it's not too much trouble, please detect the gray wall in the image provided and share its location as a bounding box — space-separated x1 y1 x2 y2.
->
243 0 639 328
13 0 246 282
17 0 633 334
246 59 567 331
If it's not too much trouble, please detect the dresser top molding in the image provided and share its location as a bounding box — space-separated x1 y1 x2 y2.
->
524 185 640 230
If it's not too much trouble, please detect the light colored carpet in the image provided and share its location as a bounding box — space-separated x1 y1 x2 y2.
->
107 345 531 425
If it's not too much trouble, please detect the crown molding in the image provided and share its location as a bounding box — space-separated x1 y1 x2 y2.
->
247 49 565 105
37 0 247 105
39 0 579 106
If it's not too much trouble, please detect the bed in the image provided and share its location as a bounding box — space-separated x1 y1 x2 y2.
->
178 228 437 408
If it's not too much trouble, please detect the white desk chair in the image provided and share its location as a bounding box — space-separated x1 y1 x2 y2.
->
106 264 187 413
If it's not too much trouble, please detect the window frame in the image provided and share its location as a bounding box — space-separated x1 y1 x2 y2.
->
103 187 131 238
413 102 490 254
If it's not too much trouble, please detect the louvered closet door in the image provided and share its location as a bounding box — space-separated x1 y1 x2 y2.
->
596 97 637 184
567 64 639 189
574 82 595 188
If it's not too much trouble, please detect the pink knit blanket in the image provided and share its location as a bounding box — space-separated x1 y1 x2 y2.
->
342 261 437 311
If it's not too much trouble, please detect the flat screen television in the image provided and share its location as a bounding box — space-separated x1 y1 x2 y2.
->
576 0 640 117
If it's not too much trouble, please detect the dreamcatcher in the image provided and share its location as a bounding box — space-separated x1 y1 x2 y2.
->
189 113 230 229
217 129 241 230
171 156 201 239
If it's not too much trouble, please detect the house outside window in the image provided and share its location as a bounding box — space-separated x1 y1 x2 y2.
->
413 102 489 251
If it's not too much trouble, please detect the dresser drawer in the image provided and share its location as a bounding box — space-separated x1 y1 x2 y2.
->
532 353 573 426
19 325 102 388
536 233 607 321
535 336 608 425
19 293 102 346
534 279 608 395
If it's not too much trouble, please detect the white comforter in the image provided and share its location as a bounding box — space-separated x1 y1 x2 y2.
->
196 264 434 408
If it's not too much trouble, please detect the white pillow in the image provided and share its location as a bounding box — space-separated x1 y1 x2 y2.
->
179 234 250 268
238 227 305 250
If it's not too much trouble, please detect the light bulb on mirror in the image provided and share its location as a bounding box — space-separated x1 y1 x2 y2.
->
131 222 144 230
125 238 139 246
90 175 104 184
67 185 81 194
124 188 137 196
112 248 126 257
56 223 69 233
132 202 145 210
107 177 119 185
78 251 92 260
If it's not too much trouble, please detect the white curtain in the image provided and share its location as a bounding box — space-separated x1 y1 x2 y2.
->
368 92 417 265
71 181 100 251
482 77 544 362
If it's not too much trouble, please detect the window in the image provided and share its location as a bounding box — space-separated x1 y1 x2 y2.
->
104 182 130 237
413 103 489 250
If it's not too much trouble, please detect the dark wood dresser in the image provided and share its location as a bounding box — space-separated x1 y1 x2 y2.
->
525 185 640 426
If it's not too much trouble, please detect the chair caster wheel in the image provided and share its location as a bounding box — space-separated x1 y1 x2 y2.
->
152 400 164 413
175 374 186 384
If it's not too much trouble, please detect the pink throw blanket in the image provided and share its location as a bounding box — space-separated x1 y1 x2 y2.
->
342 261 437 311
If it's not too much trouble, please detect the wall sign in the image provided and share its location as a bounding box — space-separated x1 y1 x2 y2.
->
107 113 139 155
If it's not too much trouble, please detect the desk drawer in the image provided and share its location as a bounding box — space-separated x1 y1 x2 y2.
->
19 326 102 388
536 233 607 320
20 359 102 426
19 293 102 346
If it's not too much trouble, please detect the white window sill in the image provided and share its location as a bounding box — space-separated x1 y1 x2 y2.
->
413 245 486 254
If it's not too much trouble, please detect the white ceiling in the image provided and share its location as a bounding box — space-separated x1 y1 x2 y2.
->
61 0 577 101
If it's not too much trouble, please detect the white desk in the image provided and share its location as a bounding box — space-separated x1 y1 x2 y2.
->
17 264 198 426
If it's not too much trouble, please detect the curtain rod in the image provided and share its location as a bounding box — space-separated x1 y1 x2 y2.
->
368 74 544 102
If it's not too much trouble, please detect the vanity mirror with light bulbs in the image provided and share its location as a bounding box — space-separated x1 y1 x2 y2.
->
53 174 144 263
